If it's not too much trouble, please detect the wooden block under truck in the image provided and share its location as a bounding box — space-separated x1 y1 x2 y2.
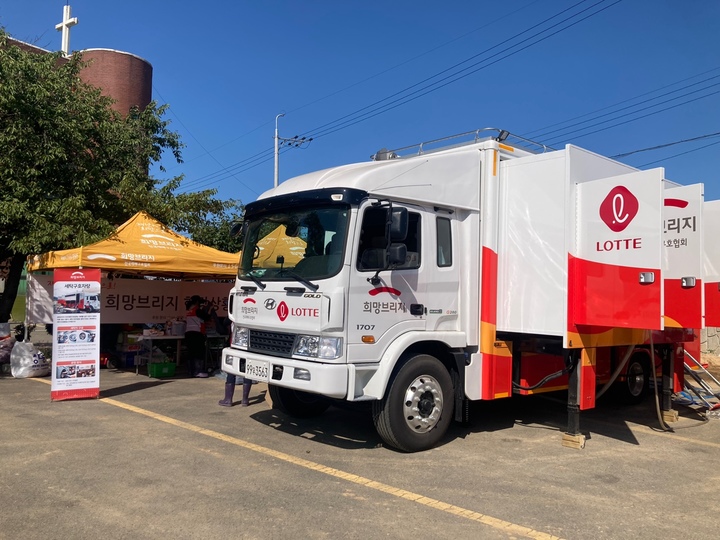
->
221 128 714 452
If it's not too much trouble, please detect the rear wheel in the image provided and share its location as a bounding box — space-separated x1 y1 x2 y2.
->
616 356 651 405
268 385 331 418
372 354 454 452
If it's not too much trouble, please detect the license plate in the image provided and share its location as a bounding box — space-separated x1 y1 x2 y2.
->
245 359 269 381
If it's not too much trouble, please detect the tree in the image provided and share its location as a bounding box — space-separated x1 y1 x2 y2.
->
0 30 243 322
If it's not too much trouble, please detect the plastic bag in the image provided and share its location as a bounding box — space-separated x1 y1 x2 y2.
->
10 341 50 378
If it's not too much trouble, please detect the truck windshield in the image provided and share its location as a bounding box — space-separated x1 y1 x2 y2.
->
239 206 349 281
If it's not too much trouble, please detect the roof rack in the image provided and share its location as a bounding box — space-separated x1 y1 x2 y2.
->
371 128 555 161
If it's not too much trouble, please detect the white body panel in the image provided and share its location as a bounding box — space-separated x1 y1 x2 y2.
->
264 145 484 210
703 200 720 327
663 183 704 329
497 152 566 335
495 145 659 339
664 184 704 278
704 200 720 282
575 169 664 269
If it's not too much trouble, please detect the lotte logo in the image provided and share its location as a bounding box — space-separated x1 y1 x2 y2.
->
599 186 638 233
277 301 289 322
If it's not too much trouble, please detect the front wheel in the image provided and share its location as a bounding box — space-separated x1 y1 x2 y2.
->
268 385 331 418
372 354 454 452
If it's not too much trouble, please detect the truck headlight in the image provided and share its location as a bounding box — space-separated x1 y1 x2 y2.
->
293 336 342 359
232 326 249 349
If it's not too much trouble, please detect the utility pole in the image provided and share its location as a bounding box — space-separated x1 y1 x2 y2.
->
273 114 313 188
274 113 285 188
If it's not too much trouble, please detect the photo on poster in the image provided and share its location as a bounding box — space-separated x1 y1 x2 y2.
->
53 281 101 314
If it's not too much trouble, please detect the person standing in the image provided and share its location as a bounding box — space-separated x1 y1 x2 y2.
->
218 373 253 407
212 310 252 406
185 295 211 378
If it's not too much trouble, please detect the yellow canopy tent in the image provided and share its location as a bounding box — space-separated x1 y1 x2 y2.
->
27 211 239 279
254 225 307 267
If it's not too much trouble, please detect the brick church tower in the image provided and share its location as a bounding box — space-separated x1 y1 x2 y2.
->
78 49 152 115
9 4 153 115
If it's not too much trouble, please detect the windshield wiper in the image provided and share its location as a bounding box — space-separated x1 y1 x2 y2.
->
244 273 266 290
280 270 319 292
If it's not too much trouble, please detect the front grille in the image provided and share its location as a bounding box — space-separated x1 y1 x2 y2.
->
248 329 296 357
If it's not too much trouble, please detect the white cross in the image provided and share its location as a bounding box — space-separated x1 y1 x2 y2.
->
55 4 78 56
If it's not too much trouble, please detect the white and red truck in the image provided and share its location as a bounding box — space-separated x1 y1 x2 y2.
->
221 128 717 452
58 291 101 313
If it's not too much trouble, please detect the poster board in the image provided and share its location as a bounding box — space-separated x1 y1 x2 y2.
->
51 269 101 401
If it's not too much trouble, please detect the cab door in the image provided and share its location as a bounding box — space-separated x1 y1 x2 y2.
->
424 212 460 332
347 202 426 363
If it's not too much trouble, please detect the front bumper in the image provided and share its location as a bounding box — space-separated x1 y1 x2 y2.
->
221 347 349 399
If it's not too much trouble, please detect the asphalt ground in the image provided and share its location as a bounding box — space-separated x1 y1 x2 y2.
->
1 365 719 540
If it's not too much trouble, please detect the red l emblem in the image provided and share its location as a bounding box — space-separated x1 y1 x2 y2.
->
277 301 289 322
599 186 638 233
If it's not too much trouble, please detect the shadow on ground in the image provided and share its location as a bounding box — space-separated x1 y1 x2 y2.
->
250 388 716 451
250 401 382 451
100 379 172 398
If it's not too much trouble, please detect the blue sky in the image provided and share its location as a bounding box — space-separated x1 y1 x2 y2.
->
2 1 719 206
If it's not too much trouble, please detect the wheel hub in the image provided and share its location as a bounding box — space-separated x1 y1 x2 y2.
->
402 375 444 433
627 362 646 396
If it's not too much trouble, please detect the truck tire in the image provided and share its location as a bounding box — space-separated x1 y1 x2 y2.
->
268 385 330 418
372 354 454 452
616 355 650 405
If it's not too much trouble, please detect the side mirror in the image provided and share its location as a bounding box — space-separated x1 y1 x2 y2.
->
389 208 408 242
230 221 244 237
387 243 407 266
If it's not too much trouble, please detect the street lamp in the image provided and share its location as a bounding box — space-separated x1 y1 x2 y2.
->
273 113 313 188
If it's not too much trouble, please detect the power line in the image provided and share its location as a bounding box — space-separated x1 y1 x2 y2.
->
542 86 720 146
611 131 720 158
304 0 618 140
522 65 720 137
181 146 299 192
528 74 720 141
180 147 275 190
185 0 621 188
542 87 720 146
153 86 261 197
637 139 720 167
282 0 547 119
172 0 544 180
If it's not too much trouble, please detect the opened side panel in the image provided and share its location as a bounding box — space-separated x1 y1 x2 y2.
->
496 152 566 336
570 169 664 337
663 183 704 329
703 200 720 326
